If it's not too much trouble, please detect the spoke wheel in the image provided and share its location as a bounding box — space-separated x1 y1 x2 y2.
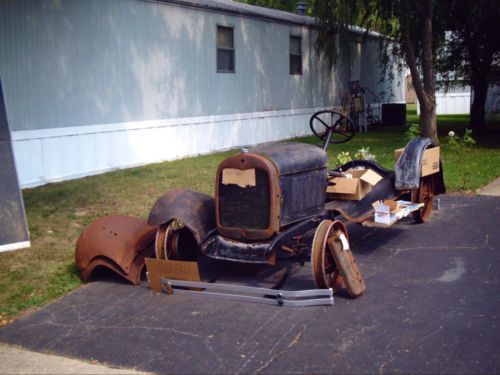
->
411 175 435 223
311 220 349 289
154 221 199 261
309 110 356 149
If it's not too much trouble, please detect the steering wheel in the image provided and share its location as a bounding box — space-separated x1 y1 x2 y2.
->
309 110 356 150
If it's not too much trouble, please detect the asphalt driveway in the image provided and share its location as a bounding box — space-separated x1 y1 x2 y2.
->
0 194 498 374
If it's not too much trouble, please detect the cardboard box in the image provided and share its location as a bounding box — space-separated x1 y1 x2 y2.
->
394 146 440 177
369 200 425 227
327 168 383 200
373 201 391 224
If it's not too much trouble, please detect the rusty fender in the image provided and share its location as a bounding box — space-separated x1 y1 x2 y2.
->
148 188 215 245
75 215 156 284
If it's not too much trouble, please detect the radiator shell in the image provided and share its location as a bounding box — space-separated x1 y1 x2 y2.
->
215 142 327 240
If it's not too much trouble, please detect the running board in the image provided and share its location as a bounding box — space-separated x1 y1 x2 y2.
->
160 278 334 307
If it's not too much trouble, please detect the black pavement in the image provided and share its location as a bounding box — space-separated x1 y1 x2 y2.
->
0 195 499 374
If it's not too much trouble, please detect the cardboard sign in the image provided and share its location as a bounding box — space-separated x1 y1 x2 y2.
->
395 147 440 177
222 168 256 188
145 258 200 292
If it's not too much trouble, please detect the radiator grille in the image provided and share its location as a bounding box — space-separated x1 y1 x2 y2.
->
218 168 270 230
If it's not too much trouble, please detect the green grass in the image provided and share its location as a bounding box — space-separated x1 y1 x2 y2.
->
0 111 499 320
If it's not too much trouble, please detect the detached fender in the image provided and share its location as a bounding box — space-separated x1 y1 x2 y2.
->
395 137 446 195
75 215 156 285
148 188 215 245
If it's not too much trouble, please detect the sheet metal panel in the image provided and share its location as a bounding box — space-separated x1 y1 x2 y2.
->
0 80 30 252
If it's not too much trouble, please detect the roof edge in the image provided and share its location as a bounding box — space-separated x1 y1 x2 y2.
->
142 0 386 38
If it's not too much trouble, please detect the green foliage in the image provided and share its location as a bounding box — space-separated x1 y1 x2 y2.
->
436 0 500 130
235 0 303 13
404 123 421 142
335 147 377 166
445 129 477 190
312 1 406 69
354 147 376 161
447 129 476 149
336 151 352 165
437 1 500 88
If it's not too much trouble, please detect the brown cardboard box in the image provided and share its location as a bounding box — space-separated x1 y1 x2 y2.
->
327 168 383 200
394 146 440 177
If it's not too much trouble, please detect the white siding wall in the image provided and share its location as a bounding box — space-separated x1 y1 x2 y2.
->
0 0 396 188
11 108 328 187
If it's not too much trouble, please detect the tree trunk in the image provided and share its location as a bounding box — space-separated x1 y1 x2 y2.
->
420 103 438 143
470 81 488 132
400 0 439 145
469 61 491 132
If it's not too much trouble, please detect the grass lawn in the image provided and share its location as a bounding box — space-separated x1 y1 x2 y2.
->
0 109 499 321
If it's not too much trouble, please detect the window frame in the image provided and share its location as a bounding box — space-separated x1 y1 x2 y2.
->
217 25 235 73
289 35 302 75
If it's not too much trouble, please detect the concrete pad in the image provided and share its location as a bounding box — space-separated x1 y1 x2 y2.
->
0 344 150 375
478 177 500 196
0 195 498 374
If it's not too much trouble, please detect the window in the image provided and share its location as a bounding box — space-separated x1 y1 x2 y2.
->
289 36 302 75
217 26 235 73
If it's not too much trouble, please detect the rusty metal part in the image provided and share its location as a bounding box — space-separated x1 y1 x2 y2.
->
202 234 274 264
75 215 156 284
148 189 215 245
155 224 168 259
155 222 200 261
215 152 281 240
216 143 328 241
311 220 343 290
249 142 328 228
311 220 365 297
250 142 328 176
411 175 435 223
326 236 365 298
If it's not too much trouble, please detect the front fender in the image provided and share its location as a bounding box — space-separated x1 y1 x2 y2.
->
395 137 446 195
148 188 215 244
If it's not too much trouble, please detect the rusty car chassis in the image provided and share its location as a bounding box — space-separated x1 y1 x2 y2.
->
76 110 445 301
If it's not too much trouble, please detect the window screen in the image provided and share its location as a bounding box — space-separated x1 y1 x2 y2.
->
289 36 302 75
217 26 235 73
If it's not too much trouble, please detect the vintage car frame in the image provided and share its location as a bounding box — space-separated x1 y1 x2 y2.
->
76 110 445 298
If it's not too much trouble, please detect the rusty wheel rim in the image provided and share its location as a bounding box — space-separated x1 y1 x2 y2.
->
311 220 349 289
154 222 181 260
155 224 168 259
411 176 435 223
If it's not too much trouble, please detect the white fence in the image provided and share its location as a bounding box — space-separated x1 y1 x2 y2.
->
417 92 470 115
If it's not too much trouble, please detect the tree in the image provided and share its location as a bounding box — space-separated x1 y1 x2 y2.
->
313 0 444 144
235 0 299 12
438 0 500 132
